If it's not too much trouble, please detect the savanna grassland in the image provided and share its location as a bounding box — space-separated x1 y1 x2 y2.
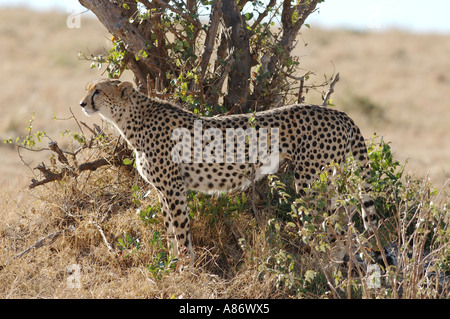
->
0 8 448 299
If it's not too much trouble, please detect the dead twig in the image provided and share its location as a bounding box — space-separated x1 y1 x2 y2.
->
29 163 75 189
0 229 65 272
15 230 65 260
89 221 114 252
220 97 244 117
322 72 340 107
29 150 130 189
28 119 133 190
69 107 85 136
49 142 69 166
276 69 311 104
298 77 305 104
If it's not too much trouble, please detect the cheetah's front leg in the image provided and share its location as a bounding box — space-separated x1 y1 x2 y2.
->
156 191 178 257
157 186 195 263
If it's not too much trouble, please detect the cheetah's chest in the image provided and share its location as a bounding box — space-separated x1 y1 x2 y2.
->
134 151 152 184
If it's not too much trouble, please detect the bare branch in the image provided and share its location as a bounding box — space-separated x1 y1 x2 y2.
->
260 0 321 108
214 29 228 74
322 72 340 106
49 142 69 166
298 77 305 104
15 230 65 259
89 221 114 252
207 56 234 106
79 0 161 86
29 136 133 189
199 0 223 78
78 158 111 172
147 0 201 30
251 0 277 31
29 159 100 189
29 164 74 189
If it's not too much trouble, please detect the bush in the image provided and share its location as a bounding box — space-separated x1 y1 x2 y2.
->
257 136 449 298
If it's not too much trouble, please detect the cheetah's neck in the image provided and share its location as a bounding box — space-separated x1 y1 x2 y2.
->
104 94 146 150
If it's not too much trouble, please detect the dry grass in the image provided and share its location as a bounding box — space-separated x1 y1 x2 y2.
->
1 122 448 299
0 141 285 298
0 8 449 299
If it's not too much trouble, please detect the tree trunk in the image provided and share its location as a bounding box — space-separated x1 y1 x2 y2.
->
221 0 253 113
78 0 323 113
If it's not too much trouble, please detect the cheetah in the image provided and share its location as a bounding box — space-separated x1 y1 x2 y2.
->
80 78 377 261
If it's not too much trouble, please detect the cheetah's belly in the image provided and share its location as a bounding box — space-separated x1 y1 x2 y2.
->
180 152 288 193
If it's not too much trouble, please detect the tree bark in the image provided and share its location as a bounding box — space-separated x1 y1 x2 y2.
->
263 0 321 108
79 0 160 90
199 0 223 79
221 0 253 113
78 0 322 112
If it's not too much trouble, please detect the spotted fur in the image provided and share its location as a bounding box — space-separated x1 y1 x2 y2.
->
80 78 377 261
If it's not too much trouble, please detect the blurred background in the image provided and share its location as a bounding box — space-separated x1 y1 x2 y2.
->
0 0 449 190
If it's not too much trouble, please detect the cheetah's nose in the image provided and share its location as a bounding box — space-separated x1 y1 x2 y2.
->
80 101 87 108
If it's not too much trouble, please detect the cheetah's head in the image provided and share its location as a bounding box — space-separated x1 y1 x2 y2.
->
79 79 134 118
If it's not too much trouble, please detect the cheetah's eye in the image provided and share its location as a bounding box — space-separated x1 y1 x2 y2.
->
91 89 100 107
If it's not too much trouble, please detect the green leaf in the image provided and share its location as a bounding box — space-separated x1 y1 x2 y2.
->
304 270 316 283
286 221 297 229
123 158 133 165
244 12 254 21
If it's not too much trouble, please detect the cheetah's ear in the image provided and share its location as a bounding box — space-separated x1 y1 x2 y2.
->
118 81 134 100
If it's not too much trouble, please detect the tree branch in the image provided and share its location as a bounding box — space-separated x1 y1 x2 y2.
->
251 0 277 31
29 152 131 189
29 164 75 189
49 141 69 166
261 0 321 108
29 134 133 190
221 0 253 112
148 0 201 31
208 55 234 106
322 72 340 106
79 0 160 87
15 230 65 259
199 0 223 78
